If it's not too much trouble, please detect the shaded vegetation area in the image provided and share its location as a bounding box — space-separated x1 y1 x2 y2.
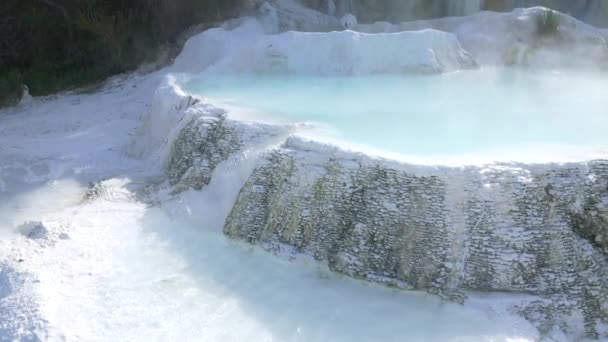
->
536 9 560 37
0 0 243 106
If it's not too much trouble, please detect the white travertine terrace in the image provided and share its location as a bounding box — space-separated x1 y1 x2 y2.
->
2 1 608 339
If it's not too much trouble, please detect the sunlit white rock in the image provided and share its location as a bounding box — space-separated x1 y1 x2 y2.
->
355 7 608 68
172 20 477 75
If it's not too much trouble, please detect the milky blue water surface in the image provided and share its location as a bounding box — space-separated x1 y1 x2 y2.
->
186 68 608 157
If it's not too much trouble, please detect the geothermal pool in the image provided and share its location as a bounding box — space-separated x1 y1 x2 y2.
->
186 68 608 160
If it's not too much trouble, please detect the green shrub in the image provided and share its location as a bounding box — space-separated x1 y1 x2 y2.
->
0 0 244 106
0 70 24 106
20 63 106 96
536 9 560 37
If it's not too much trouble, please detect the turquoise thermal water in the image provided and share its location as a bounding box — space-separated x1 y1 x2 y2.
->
186 68 608 158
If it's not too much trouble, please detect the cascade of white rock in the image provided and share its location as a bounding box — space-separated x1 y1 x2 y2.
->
150 4 608 339
165 103 608 339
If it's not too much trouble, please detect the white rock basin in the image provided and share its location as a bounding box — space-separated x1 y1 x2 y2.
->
185 67 608 164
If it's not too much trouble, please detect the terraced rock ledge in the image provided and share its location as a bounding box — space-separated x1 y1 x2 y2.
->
161 98 608 338
133 4 608 338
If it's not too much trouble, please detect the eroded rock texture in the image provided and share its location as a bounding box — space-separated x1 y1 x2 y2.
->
223 138 608 338
168 107 288 192
169 111 242 191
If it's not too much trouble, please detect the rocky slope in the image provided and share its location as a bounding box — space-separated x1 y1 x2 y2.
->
299 0 608 27
250 2 608 68
354 7 608 68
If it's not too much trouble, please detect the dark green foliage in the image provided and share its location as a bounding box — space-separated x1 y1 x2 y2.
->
536 9 560 37
0 69 23 106
0 0 243 105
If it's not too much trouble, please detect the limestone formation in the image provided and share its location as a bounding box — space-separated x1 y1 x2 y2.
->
161 4 608 338
168 107 288 192
162 86 608 338
218 137 608 338
298 0 608 27
354 7 608 68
